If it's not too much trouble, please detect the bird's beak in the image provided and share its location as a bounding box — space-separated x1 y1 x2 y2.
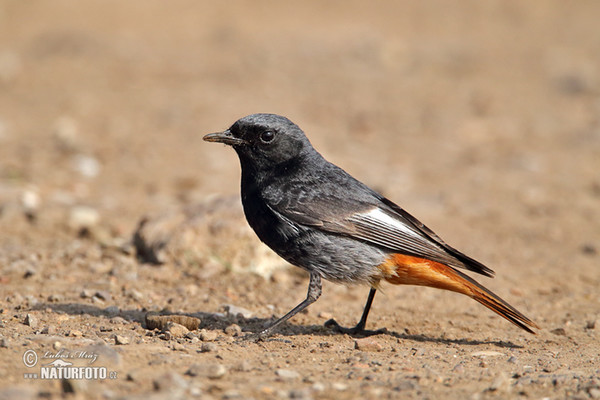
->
203 130 246 146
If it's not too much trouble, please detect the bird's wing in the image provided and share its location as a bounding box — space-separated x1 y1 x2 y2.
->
265 171 494 277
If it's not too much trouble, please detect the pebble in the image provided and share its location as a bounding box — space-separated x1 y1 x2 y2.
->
235 360 252 372
24 313 38 329
80 289 95 298
21 187 40 219
110 316 127 324
332 382 348 391
68 330 83 337
127 289 144 301
73 154 101 178
589 388 600 399
114 335 129 345
199 329 218 342
312 382 325 392
164 322 189 338
40 326 56 335
200 342 218 353
586 320 598 330
68 206 100 231
489 372 511 393
186 363 227 379
47 294 63 302
354 337 383 352
275 369 301 381
224 324 242 336
550 327 567 336
224 304 254 319
172 342 186 351
0 338 8 348
95 290 112 301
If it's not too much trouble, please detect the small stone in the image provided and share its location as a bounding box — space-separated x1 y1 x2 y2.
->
164 322 189 338
73 154 101 178
550 328 566 336
53 341 62 350
318 311 333 320
186 363 226 379
47 294 63 302
223 304 254 319
126 369 142 382
312 382 325 392
40 326 56 335
110 316 127 324
68 206 100 232
275 369 301 381
354 337 383 352
23 267 36 278
127 289 144 301
199 329 218 342
172 342 186 351
589 388 600 399
235 360 252 372
224 324 242 336
80 289 95 298
95 291 112 301
332 382 348 391
21 187 40 219
0 338 8 348
114 335 129 345
68 330 83 337
586 320 598 330
200 342 218 353
489 372 511 393
24 314 38 329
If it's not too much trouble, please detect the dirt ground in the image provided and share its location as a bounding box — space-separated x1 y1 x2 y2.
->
1 1 599 399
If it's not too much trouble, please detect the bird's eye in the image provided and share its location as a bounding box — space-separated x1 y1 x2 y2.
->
260 130 275 144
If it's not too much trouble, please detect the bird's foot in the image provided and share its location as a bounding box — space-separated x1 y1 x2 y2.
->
324 319 387 337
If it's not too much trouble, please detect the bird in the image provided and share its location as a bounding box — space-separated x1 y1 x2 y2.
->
203 113 538 338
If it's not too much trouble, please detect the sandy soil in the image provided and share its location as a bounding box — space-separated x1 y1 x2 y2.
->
1 1 599 399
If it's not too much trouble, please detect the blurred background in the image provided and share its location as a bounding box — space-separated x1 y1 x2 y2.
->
1 0 598 266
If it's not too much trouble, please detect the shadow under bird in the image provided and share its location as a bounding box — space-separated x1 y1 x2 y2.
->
204 113 538 338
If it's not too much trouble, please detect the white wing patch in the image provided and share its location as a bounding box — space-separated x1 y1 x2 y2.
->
359 208 422 239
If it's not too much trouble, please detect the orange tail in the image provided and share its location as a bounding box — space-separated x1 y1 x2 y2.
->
379 254 538 334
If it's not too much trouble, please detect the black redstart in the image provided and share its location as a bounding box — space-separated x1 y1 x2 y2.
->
203 113 537 337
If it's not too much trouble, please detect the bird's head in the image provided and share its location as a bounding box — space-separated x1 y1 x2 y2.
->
204 114 313 173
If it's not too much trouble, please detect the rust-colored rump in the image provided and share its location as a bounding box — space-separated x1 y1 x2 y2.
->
378 254 472 296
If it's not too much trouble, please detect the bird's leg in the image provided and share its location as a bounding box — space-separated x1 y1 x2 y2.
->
243 272 322 341
325 287 387 336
